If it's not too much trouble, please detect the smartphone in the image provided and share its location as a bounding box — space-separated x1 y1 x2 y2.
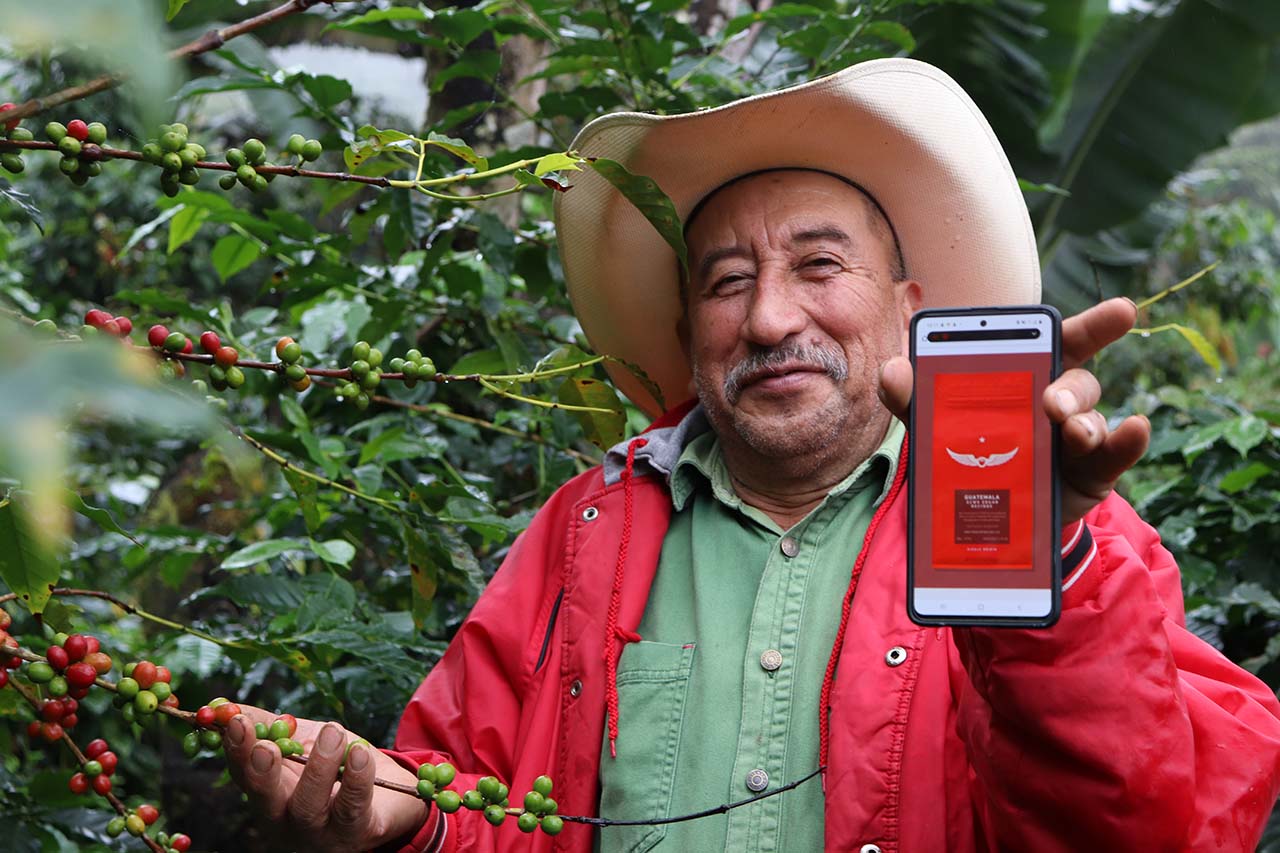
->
907 305 1061 628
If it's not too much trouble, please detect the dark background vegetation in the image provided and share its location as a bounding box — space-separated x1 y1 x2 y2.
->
1 0 1279 849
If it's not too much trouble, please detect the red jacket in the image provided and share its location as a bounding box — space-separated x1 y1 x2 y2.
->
387 428 1280 852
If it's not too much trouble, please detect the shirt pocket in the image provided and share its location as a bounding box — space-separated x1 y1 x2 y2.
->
597 640 696 853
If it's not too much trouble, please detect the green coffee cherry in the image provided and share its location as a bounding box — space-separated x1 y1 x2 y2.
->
517 812 538 833
161 131 185 152
532 775 553 797
117 676 140 699
179 147 199 168
106 817 126 837
351 360 370 378
58 137 81 156
45 121 67 142
352 341 371 362
142 142 164 164
219 174 238 190
280 341 302 363
301 139 323 162
28 661 55 683
134 690 159 714
435 790 462 813
225 366 246 389
416 764 437 783
179 167 200 185
86 122 107 144
255 722 269 740
183 731 201 757
243 138 266 164
59 156 79 175
435 763 457 786
150 681 172 702
1 153 23 174
285 363 307 383
483 804 505 827
416 780 436 799
236 164 256 186
286 133 306 155
8 127 33 142
200 729 223 750
461 790 485 810
268 719 291 741
162 152 183 172
540 815 564 836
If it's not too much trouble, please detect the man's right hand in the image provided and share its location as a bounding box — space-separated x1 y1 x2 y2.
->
224 706 430 853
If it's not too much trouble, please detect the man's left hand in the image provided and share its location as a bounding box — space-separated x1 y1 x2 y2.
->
878 297 1151 526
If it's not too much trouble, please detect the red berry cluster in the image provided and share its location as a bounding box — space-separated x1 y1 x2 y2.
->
84 308 134 339
68 737 120 796
0 610 21 687
106 802 191 852
115 659 179 724
0 103 31 175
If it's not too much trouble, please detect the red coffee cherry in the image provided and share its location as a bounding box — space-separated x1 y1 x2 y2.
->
66 662 97 689
92 774 113 795
162 693 180 708
84 309 112 328
147 325 170 348
113 317 133 336
97 751 118 775
0 670 9 688
213 702 242 727
195 705 215 727
69 772 89 795
214 346 238 368
26 721 41 739
0 103 17 132
200 331 221 353
61 713 79 729
85 738 109 759
84 651 112 674
40 700 65 722
137 804 160 825
100 318 121 337
62 634 88 663
66 120 89 142
132 660 157 689
170 834 192 852
155 665 171 684
278 713 298 738
40 722 64 742
45 645 69 672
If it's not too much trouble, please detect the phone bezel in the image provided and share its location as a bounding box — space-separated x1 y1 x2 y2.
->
906 304 1062 628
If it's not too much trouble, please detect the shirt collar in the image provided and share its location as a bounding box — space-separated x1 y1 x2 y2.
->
670 418 905 516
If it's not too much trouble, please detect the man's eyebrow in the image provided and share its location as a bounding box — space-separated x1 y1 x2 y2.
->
695 246 752 281
790 226 852 246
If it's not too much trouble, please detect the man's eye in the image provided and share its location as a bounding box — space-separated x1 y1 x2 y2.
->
805 257 839 269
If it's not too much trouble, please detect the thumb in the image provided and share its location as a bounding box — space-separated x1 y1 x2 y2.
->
878 357 912 423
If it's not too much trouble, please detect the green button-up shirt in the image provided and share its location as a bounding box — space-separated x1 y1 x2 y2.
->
597 419 904 853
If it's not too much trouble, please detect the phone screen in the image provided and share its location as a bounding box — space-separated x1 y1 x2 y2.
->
909 309 1058 622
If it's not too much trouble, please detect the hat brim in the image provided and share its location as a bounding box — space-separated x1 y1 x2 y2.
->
553 58 1040 418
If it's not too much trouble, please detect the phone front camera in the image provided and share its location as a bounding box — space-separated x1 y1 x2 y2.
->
979 320 987 327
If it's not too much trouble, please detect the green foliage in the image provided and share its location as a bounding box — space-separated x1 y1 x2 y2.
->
1 0 1279 847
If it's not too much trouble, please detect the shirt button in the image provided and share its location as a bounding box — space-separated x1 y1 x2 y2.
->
885 646 908 667
745 768 769 792
860 845 882 853
759 649 783 672
779 536 800 558
569 679 582 697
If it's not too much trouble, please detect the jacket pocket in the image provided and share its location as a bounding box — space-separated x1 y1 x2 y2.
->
597 640 695 853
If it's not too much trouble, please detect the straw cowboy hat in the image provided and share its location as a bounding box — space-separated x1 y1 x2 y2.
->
552 58 1040 418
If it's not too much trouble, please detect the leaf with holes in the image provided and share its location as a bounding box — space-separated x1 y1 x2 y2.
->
558 378 626 450
589 158 687 273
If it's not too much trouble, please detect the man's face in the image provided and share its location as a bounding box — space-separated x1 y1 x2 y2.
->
681 171 920 463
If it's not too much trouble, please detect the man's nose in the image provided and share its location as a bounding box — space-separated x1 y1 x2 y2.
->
742 269 807 346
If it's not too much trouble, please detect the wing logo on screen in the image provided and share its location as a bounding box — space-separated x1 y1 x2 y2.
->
946 445 1019 468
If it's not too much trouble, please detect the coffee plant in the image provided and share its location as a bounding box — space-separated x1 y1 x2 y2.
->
2 0 1279 849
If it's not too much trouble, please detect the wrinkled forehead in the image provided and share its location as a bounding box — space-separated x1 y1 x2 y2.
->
684 168 894 239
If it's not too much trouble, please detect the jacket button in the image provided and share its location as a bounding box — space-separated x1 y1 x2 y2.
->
779 537 799 558
885 646 907 667
759 649 783 672
569 679 582 697
745 768 769 792
859 845 882 853
581 506 599 521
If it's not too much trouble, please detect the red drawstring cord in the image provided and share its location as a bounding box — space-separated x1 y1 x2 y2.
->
818 435 909 774
604 437 648 759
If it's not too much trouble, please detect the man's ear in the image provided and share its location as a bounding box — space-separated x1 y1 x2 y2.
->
898 279 923 350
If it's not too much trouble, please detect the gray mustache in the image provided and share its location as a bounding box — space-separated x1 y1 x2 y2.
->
724 344 849 403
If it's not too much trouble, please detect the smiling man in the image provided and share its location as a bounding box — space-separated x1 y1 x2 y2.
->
223 59 1280 853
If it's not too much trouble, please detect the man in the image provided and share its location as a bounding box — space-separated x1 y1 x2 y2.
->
224 59 1280 851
